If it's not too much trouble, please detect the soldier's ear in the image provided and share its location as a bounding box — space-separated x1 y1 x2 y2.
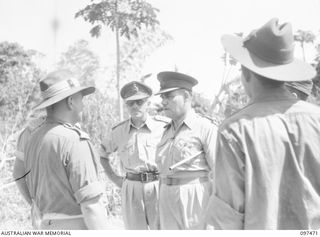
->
66 96 74 109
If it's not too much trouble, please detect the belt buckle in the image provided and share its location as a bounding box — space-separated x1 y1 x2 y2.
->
141 173 149 183
164 177 173 185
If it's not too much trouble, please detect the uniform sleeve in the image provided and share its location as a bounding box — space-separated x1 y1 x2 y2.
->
202 123 218 170
99 130 118 159
205 130 245 229
15 128 32 161
66 139 104 204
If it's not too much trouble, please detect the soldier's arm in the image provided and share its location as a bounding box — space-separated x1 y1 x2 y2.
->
80 195 109 229
100 149 123 188
67 137 109 229
13 128 32 205
13 159 32 205
205 130 245 230
100 128 123 188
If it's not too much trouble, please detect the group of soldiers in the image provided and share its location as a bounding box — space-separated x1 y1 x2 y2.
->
12 18 320 230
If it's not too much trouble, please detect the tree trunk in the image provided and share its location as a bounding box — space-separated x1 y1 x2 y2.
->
115 1 123 121
301 42 306 62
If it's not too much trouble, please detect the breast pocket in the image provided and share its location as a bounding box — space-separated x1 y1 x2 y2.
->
119 140 135 167
172 139 199 164
145 139 157 162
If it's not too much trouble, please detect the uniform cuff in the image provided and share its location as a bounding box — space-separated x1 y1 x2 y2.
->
74 181 105 204
205 194 244 229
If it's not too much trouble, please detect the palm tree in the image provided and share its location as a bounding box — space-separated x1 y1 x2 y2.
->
294 30 315 62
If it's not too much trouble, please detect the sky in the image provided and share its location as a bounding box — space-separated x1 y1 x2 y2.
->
0 0 320 99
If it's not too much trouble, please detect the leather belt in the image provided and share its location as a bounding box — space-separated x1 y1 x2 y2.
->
161 176 209 186
126 172 159 183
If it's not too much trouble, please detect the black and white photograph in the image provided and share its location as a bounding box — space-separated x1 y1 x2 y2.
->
1 0 320 234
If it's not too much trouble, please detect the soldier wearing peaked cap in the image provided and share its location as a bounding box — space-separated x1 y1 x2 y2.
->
155 71 218 230
99 80 170 230
20 69 108 229
205 18 320 230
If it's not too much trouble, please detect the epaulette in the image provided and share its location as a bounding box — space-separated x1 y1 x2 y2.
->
198 113 222 126
27 116 46 132
153 115 171 124
62 123 90 140
112 119 129 130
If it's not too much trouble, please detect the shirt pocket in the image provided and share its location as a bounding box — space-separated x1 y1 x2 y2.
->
145 139 157 162
172 139 200 165
118 140 135 168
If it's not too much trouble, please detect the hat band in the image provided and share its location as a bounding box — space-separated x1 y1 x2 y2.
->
244 38 294 65
41 78 81 99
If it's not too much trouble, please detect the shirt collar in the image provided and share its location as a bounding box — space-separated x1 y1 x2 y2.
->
128 115 153 133
165 109 197 131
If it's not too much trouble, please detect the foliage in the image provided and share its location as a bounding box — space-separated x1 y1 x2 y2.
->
294 30 316 62
57 39 100 86
0 42 44 159
76 0 161 120
75 0 159 39
119 27 172 82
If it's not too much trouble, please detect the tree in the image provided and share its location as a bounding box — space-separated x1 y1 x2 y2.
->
209 32 244 116
57 39 100 86
0 41 43 169
294 30 315 62
119 26 172 84
75 0 160 120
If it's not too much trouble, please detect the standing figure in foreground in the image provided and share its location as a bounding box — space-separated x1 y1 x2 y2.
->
24 70 108 229
100 81 169 229
13 114 46 211
155 71 217 229
205 18 320 229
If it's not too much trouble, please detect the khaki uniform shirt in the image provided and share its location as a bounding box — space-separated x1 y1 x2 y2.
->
156 110 218 178
206 94 320 229
24 118 104 216
100 115 170 174
15 117 46 161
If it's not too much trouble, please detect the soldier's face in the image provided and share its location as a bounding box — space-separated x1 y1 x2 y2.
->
160 89 187 120
126 98 149 120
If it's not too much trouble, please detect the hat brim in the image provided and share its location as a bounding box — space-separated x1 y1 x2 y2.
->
124 94 150 101
33 86 95 110
154 87 180 95
221 35 316 82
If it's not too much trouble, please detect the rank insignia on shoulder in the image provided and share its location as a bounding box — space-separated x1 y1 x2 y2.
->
28 116 46 132
198 113 222 126
153 115 171 123
112 119 129 130
63 123 90 140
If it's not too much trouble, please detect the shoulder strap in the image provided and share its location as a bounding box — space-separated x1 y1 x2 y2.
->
197 113 221 126
112 119 129 130
153 115 171 124
62 123 90 140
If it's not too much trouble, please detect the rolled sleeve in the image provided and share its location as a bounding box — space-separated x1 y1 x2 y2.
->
74 181 104 203
66 139 103 202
